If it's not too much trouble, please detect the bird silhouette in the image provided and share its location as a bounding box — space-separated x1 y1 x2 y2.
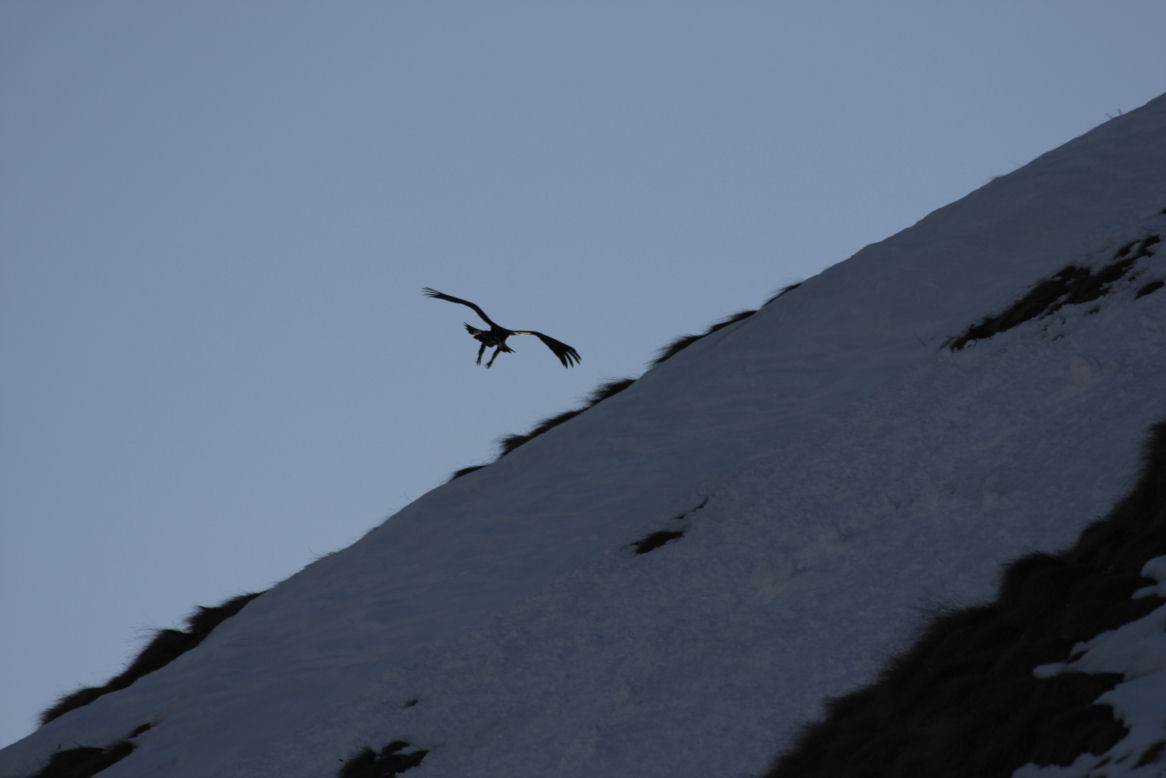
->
422 287 581 368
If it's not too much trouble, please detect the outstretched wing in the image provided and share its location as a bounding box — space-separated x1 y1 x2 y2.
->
513 331 581 368
422 287 499 328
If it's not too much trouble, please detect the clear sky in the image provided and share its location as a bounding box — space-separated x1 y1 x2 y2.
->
1 1 1163 748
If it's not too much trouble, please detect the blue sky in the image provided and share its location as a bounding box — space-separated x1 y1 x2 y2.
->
1 1 1164 747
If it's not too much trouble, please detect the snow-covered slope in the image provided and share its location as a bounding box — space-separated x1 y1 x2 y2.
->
4 95 1165 778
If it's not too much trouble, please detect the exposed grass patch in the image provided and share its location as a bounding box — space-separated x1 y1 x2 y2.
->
628 497 708 556
765 418 1166 777
706 309 756 334
498 409 584 457
448 378 636 480
1136 740 1166 767
652 334 703 366
1136 279 1164 299
18 722 151 778
949 265 1089 350
949 233 1160 350
127 722 152 738
20 741 134 778
651 310 756 367
765 282 803 306
584 377 637 405
40 592 264 726
494 378 635 458
631 529 686 555
338 740 428 778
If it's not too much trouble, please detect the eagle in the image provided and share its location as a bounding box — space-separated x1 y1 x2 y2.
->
422 287 581 368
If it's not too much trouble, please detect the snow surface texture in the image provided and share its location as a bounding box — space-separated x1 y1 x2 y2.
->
3 94 1166 778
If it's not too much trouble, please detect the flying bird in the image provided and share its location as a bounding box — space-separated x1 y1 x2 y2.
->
422 287 581 368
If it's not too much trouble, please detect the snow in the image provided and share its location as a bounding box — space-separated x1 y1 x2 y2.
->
3 94 1166 778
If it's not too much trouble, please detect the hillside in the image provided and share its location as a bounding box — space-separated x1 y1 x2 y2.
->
2 94 1165 778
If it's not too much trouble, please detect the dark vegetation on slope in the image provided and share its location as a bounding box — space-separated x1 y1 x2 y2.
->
16 725 150 778
447 378 637 480
631 529 686 555
1137 278 1165 298
39 592 264 726
948 232 1161 350
765 418 1166 778
497 378 637 457
629 497 709 555
766 282 803 306
338 740 428 778
18 741 133 778
651 309 756 366
1138 741 1166 767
